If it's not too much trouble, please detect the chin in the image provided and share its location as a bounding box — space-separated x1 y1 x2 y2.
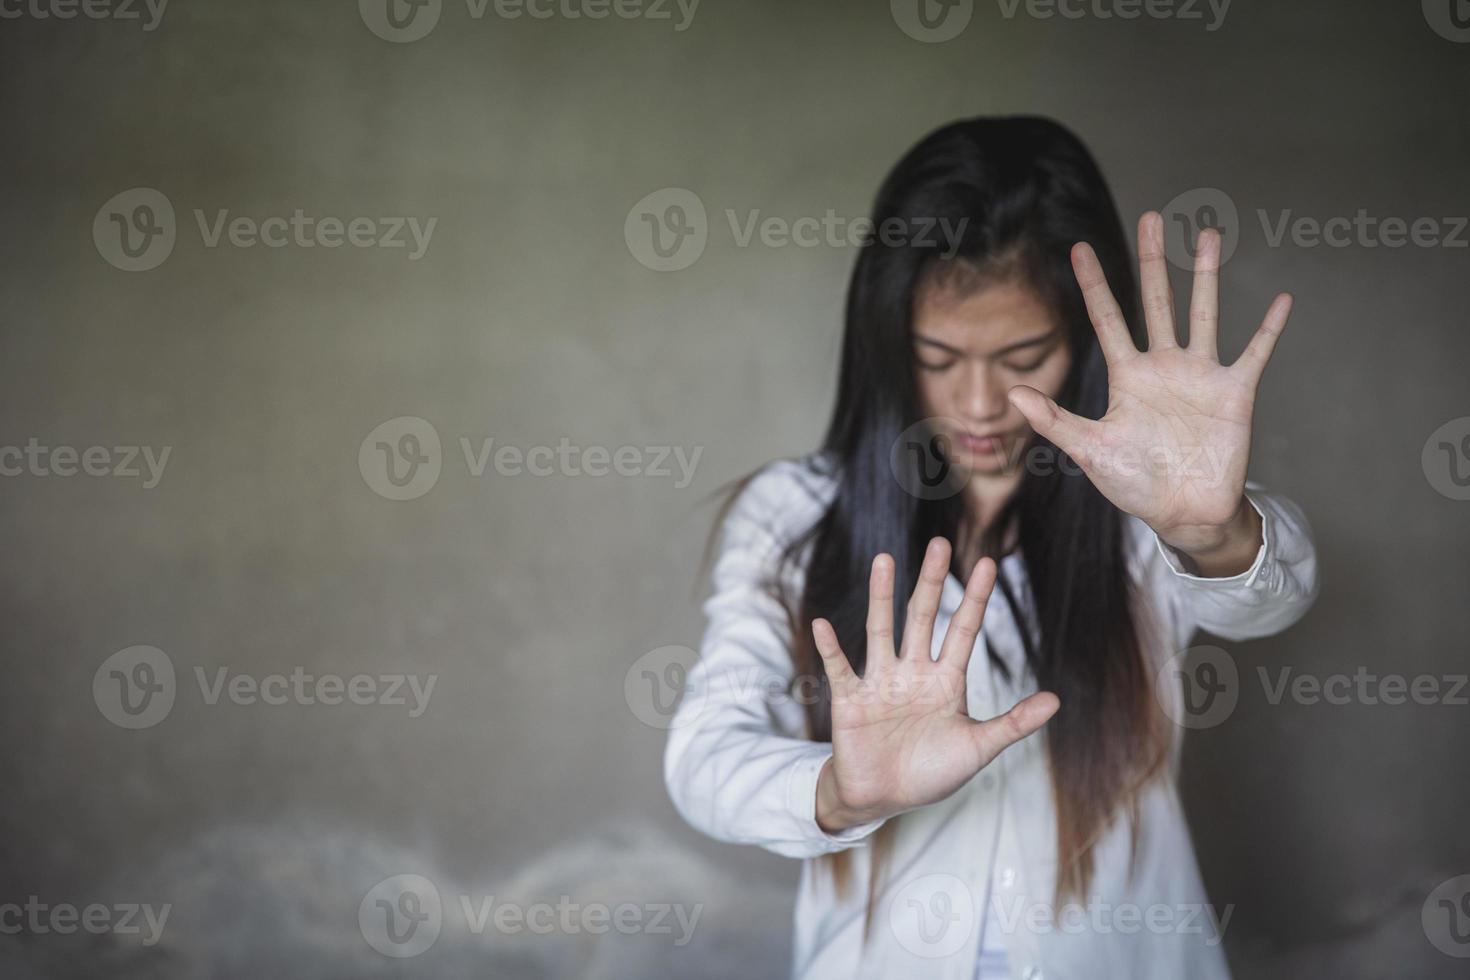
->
964 456 1014 478
948 444 1014 477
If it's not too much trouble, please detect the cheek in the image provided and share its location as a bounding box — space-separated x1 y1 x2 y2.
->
1032 350 1074 401
914 371 946 415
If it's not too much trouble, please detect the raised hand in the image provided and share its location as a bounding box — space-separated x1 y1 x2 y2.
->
812 538 1060 833
1007 211 1292 566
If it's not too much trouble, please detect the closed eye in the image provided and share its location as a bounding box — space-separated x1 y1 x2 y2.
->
916 353 959 371
913 337 962 371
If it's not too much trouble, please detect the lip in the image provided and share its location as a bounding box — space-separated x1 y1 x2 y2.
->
954 432 1008 455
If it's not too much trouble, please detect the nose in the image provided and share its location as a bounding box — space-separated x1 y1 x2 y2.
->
960 359 1010 423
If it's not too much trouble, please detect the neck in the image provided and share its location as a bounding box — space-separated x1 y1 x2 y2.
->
959 466 1024 565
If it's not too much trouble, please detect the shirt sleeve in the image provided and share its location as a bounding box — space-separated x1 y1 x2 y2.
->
1152 482 1321 643
662 468 886 859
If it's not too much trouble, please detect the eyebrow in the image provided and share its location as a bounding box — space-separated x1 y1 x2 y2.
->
913 328 1062 359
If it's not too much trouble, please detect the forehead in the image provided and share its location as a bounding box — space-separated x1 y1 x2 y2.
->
911 278 1058 352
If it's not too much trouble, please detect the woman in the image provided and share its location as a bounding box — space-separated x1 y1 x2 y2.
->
663 116 1318 980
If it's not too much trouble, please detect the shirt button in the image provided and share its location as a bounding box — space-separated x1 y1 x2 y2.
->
979 773 996 790
999 867 1016 888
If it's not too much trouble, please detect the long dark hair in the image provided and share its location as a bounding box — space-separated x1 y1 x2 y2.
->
766 116 1169 906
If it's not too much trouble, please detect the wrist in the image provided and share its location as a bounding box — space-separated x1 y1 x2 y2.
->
814 758 882 834
1156 496 1262 578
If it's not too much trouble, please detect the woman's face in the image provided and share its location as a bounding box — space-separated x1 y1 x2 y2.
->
912 277 1073 476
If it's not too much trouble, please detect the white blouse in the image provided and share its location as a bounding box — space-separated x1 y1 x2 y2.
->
664 454 1319 980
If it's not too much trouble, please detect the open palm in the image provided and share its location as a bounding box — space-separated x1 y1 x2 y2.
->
813 539 1059 827
1008 212 1293 541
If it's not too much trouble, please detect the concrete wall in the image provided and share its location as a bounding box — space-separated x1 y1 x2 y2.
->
1 0 1467 975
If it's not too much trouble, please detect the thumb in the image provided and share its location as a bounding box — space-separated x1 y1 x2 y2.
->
969 691 1061 769
1007 386 1095 462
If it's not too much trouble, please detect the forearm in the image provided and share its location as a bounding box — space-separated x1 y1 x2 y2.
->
1151 485 1321 643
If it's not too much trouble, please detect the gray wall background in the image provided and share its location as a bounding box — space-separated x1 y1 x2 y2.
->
2 0 1468 976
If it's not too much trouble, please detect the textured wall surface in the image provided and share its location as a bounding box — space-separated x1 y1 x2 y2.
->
1 0 1468 976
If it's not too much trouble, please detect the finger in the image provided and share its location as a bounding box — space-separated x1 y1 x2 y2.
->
1007 385 1100 464
866 553 897 664
1232 292 1293 388
902 537 951 661
1071 241 1138 365
812 618 857 693
1187 226 1221 360
969 691 1061 768
938 555 997 671
1137 212 1179 350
